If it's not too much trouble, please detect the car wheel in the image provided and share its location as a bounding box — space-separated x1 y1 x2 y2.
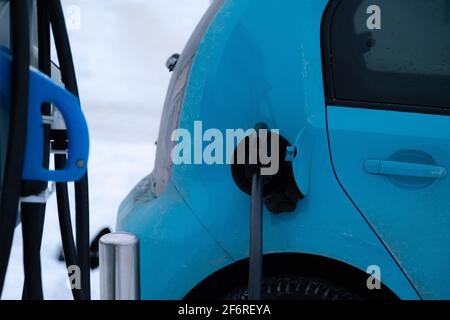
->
223 276 362 300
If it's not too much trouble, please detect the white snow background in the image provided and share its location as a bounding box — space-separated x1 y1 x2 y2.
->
3 0 210 300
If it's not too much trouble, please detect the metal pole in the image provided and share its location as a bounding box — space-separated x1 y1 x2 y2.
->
99 233 140 300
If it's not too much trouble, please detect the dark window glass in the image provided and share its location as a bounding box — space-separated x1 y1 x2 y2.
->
324 0 450 110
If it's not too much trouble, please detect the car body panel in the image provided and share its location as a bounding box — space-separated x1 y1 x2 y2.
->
327 107 450 299
118 0 423 299
118 176 234 299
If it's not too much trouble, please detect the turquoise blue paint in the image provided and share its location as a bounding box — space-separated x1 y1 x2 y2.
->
328 107 450 299
116 0 442 300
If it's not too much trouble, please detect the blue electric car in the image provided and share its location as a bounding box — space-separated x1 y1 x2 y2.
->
2 0 450 301
116 0 450 300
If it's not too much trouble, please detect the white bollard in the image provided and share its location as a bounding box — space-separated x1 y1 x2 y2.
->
99 232 140 300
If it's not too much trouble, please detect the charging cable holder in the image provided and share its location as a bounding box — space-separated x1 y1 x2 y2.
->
0 46 89 183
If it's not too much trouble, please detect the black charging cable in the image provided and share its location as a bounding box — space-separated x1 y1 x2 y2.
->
248 169 264 300
35 0 85 301
0 0 90 300
232 124 303 300
247 123 270 301
0 0 31 297
20 0 54 301
48 0 91 300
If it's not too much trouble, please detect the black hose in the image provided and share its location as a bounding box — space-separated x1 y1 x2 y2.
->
47 2 79 96
247 123 269 301
248 172 264 300
0 0 30 297
55 152 85 301
21 204 45 300
48 0 91 299
36 0 85 301
74 175 91 299
20 0 53 301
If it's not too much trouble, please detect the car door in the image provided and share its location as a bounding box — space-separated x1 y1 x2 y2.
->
323 0 450 299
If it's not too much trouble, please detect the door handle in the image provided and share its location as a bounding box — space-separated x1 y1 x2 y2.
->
364 160 448 179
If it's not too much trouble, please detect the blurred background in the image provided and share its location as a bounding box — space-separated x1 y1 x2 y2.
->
4 0 210 299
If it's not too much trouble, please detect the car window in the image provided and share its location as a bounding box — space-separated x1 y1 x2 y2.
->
323 0 450 111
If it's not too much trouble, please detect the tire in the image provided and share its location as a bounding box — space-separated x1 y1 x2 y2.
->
223 276 362 300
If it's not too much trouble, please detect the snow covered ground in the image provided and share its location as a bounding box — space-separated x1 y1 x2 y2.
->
3 0 210 300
